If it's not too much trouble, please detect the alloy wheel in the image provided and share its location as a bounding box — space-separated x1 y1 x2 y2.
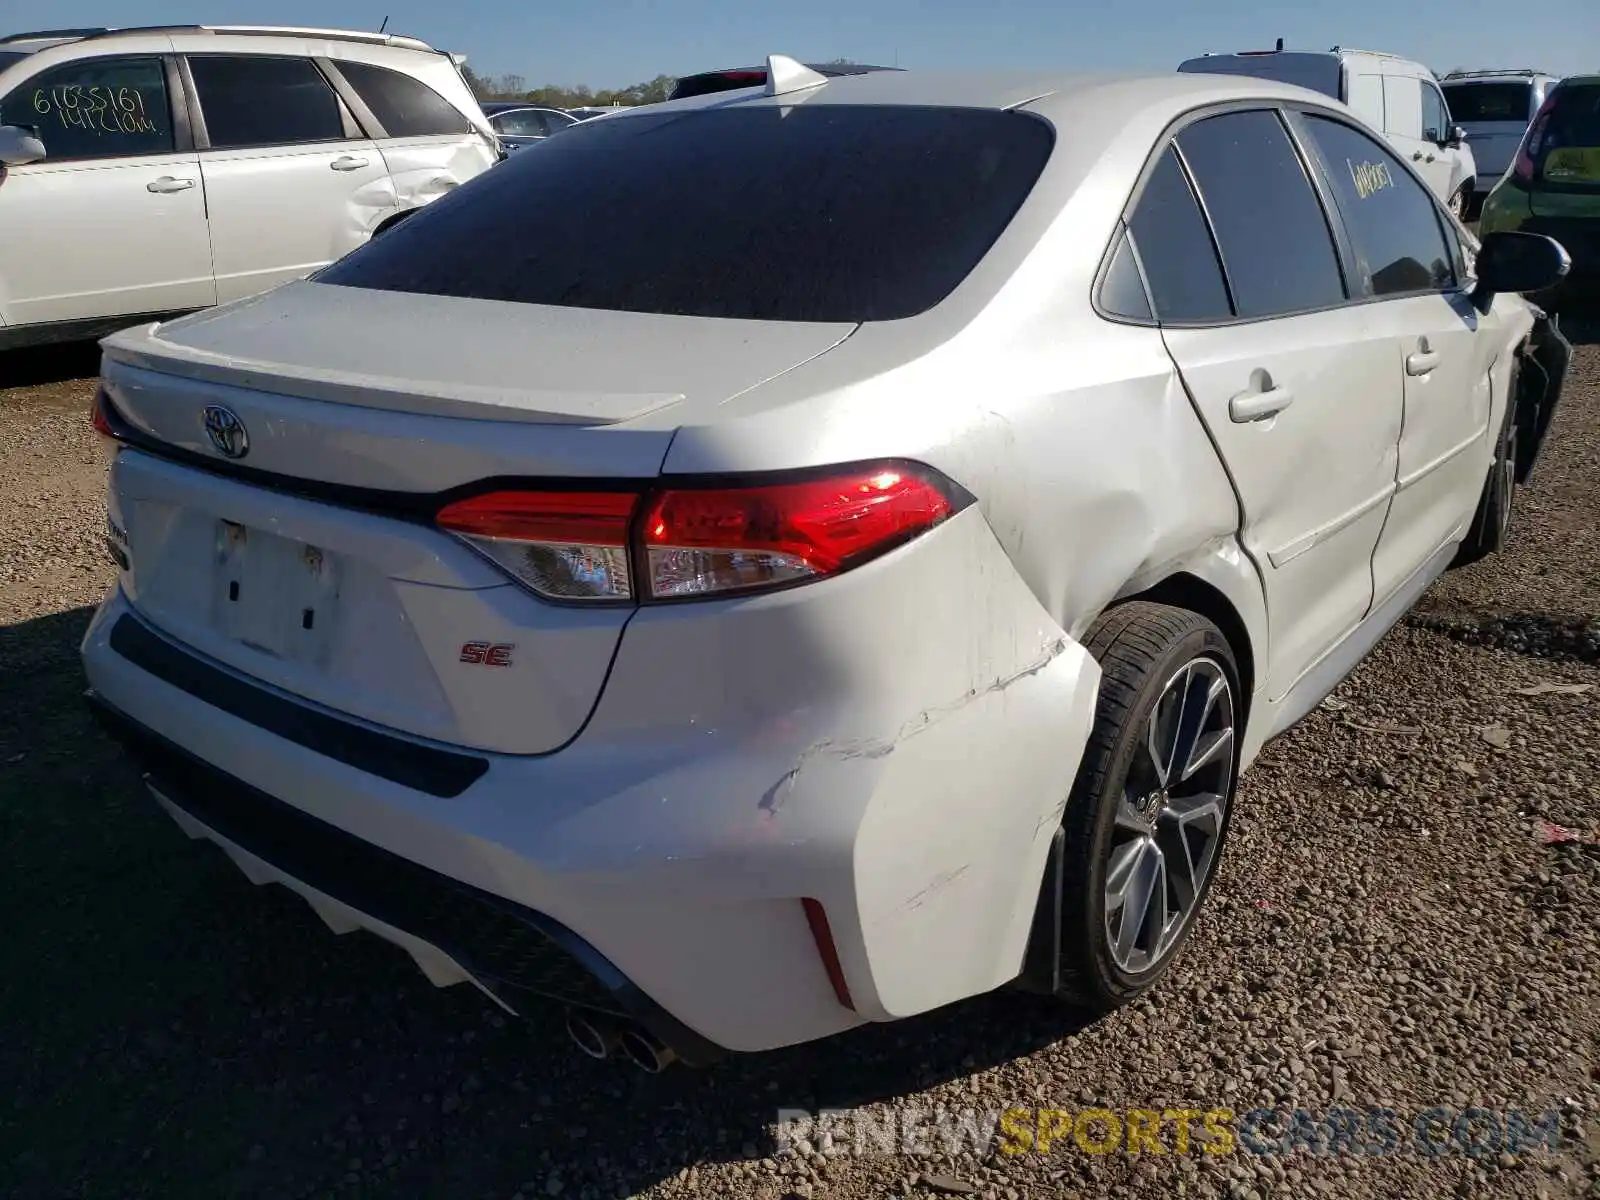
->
1103 656 1236 975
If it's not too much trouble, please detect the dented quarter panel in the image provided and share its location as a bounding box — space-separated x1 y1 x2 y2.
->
377 137 499 213
659 177 1247 689
572 507 1100 1026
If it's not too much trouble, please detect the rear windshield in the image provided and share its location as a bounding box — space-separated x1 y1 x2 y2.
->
667 70 766 100
1533 84 1600 182
1442 82 1532 122
317 104 1055 322
1176 54 1342 101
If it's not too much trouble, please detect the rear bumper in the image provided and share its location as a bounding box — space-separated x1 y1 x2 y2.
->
88 691 724 1066
81 509 1100 1054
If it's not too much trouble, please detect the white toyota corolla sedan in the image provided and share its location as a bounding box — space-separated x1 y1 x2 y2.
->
81 58 1572 1071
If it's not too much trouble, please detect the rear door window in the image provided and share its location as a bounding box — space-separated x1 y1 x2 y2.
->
1126 146 1232 323
1175 109 1347 318
316 104 1055 322
189 55 345 148
335 60 472 137
0 56 174 160
1300 114 1455 296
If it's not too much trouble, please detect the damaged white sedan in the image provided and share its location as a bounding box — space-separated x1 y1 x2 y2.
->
81 58 1572 1070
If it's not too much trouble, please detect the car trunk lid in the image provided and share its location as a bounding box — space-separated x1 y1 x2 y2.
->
98 285 855 757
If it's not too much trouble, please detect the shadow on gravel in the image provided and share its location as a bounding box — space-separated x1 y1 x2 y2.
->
1553 301 1600 347
0 605 1099 1200
1406 609 1600 664
0 340 103 390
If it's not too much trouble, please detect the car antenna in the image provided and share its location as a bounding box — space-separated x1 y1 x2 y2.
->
765 54 829 97
1275 37 1284 52
377 14 389 33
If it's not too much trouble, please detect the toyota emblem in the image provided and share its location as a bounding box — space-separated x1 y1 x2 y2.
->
202 405 249 459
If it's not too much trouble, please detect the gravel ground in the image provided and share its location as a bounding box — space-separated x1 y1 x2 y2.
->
1 318 1597 1200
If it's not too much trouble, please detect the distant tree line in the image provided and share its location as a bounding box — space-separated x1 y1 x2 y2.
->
459 59 866 108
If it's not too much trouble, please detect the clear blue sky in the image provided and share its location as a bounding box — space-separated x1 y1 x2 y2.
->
15 0 1598 89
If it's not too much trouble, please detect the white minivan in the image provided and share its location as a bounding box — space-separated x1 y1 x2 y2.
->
0 24 500 350
1179 43 1478 219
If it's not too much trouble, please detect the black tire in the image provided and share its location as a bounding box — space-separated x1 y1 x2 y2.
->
1448 185 1471 225
1049 601 1242 1011
1451 388 1519 568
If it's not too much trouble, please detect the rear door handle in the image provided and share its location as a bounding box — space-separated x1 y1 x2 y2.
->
1228 385 1295 423
146 176 195 193
330 155 370 171
1406 350 1442 376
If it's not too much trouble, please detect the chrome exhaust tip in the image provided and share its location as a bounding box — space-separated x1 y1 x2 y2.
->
618 1026 677 1073
565 1010 620 1060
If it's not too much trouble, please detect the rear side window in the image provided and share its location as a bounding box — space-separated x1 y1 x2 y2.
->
1442 82 1533 122
316 105 1054 322
336 60 471 137
0 56 174 160
1126 147 1232 323
190 55 345 147
1300 115 1455 296
1098 228 1152 322
1176 110 1346 318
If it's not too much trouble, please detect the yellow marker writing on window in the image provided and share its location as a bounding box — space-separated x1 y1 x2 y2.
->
1347 158 1395 200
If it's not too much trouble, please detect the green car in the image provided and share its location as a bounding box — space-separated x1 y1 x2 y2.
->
1479 74 1600 292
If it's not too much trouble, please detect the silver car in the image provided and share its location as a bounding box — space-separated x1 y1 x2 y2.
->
83 59 1570 1069
1441 69 1563 210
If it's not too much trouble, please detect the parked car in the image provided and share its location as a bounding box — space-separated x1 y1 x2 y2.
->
1479 74 1600 292
1178 42 1478 217
481 101 578 150
1441 69 1562 216
667 60 900 101
566 105 631 120
0 24 498 350
82 57 1570 1071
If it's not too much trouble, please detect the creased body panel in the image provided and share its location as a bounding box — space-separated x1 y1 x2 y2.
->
82 508 1100 1050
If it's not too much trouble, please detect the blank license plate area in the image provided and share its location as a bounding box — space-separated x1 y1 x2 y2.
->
211 520 340 665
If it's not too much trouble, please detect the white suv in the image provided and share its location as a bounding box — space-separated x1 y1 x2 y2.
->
1179 44 1478 219
0 25 498 350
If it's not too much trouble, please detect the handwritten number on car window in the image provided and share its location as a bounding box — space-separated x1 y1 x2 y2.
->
30 86 156 136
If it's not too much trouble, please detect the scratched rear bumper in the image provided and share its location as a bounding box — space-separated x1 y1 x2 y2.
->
83 507 1099 1053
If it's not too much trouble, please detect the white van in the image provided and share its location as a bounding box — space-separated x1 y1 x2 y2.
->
1179 43 1477 218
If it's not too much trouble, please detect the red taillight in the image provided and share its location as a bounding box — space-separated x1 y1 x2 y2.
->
1514 94 1559 182
433 463 963 604
436 490 637 603
640 466 957 599
91 388 117 439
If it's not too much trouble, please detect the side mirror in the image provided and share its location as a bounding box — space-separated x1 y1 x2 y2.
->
1470 231 1570 312
1446 124 1467 149
0 124 46 166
